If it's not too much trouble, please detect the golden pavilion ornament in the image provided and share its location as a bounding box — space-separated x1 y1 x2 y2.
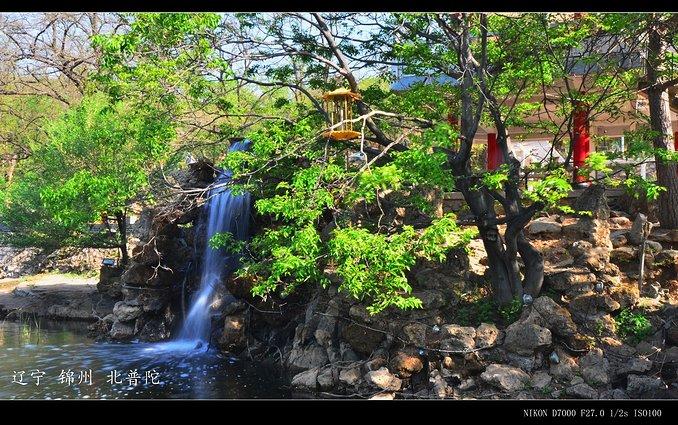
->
322 88 362 141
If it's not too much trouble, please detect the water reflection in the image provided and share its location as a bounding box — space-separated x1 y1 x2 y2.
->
0 320 289 399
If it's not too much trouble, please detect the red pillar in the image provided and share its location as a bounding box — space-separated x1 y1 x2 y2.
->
572 103 591 185
487 132 502 171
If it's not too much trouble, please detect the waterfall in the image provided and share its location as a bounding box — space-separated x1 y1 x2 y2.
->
175 140 252 346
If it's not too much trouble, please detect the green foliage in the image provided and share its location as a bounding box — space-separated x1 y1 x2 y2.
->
0 93 173 247
208 231 246 254
498 297 523 324
615 308 653 343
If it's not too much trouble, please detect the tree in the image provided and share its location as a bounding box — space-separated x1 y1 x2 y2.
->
644 13 678 229
0 93 174 264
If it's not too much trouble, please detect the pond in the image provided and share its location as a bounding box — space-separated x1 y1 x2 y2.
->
0 319 290 399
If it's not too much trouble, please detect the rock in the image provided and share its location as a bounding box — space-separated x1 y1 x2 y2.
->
339 365 362 387
628 213 648 245
610 216 632 227
137 319 169 342
636 341 659 356
610 231 628 248
97 265 124 298
655 249 678 267
340 322 385 355
369 392 395 400
218 314 246 352
617 357 653 376
531 370 552 390
287 343 329 373
550 348 579 381
600 388 630 399
480 364 530 393
544 267 597 295
667 325 678 346
568 292 621 320
440 324 476 351
608 284 640 310
317 367 336 391
579 348 610 386
610 247 636 263
475 323 501 348
574 185 610 220
112 301 143 322
626 374 667 398
650 228 678 244
365 367 402 391
503 322 552 356
431 374 449 398
526 296 578 338
505 351 544 372
458 377 477 391
663 346 678 363
566 383 599 399
528 218 562 236
411 289 446 310
645 240 663 253
390 349 424 378
291 368 319 391
363 354 388 372
109 320 135 340
400 322 427 347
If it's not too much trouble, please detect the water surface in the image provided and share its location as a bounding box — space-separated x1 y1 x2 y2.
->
0 319 289 399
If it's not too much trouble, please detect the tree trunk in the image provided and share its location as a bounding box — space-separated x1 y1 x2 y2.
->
647 22 678 229
115 210 129 266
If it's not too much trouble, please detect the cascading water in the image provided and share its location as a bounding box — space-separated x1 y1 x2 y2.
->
173 140 252 347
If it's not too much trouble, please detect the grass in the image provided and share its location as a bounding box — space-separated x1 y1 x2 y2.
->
614 308 653 344
450 286 523 327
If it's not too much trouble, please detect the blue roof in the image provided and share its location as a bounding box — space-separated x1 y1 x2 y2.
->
391 74 458 91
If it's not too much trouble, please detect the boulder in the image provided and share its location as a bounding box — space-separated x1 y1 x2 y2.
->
109 320 135 340
574 185 610 220
503 322 552 356
645 240 663 253
610 247 636 263
531 371 552 390
317 367 337 391
475 323 501 348
287 343 329 373
617 357 653 376
545 267 597 295
568 292 621 320
389 349 424 378
527 218 562 236
340 322 385 356
440 324 476 352
550 348 580 381
610 231 628 249
610 216 632 228
566 383 599 399
365 367 402 391
480 364 530 393
338 364 363 387
579 348 610 386
411 289 446 310
526 296 578 338
291 368 319 391
628 213 648 245
655 249 678 268
218 314 246 352
112 301 143 322
400 322 427 347
626 374 667 398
